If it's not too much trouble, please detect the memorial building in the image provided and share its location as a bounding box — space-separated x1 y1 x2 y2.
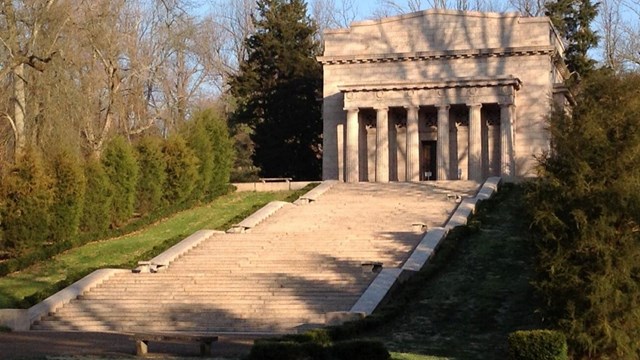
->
318 10 571 182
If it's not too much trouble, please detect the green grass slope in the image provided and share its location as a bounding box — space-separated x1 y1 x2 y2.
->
0 189 307 309
369 184 541 360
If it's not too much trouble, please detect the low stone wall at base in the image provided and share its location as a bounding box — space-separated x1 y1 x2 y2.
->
0 268 130 331
233 181 313 192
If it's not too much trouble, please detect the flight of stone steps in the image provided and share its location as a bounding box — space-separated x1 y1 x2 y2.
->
31 181 479 334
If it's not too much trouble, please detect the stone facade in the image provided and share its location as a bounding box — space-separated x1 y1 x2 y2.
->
318 10 569 182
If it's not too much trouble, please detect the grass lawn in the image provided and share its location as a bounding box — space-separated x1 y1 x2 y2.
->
0 189 307 309
366 184 541 360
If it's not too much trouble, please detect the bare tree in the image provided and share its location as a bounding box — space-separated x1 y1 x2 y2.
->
0 0 70 160
596 0 624 70
310 0 359 29
211 0 255 76
508 0 546 16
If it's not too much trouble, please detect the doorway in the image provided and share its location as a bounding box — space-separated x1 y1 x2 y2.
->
421 140 437 180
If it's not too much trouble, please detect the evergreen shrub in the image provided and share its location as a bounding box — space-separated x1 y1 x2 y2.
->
248 340 326 360
80 158 113 234
202 109 234 197
182 112 214 201
163 134 199 204
508 330 568 360
102 136 139 227
135 136 167 215
49 149 86 244
330 339 390 360
0 148 53 254
526 71 640 358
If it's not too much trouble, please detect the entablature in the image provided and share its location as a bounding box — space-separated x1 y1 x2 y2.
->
340 76 521 109
318 46 556 65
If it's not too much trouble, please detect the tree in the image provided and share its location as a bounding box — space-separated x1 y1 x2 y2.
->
526 71 640 359
162 134 199 204
229 0 323 180
102 136 139 227
49 149 86 244
0 0 69 161
0 148 53 254
135 135 167 215
80 158 113 234
545 0 599 79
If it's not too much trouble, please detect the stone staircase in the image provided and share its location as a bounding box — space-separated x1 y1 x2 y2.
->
31 181 479 334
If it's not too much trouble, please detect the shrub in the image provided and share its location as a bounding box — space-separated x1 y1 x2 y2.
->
163 134 199 204
0 148 53 254
202 109 234 197
135 136 167 215
182 113 214 201
330 339 390 360
248 340 326 360
80 158 113 234
281 328 333 346
526 71 640 358
102 136 139 227
48 149 86 244
508 330 568 360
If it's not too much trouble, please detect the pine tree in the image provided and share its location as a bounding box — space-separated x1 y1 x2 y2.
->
546 0 599 80
229 0 322 180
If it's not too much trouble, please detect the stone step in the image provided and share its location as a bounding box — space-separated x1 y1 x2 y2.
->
96 279 371 287
31 322 301 333
77 294 362 302
44 310 331 321
86 288 365 296
35 182 478 334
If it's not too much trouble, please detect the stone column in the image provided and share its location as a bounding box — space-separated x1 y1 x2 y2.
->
405 106 420 182
437 104 450 180
345 108 359 183
468 103 483 182
500 103 515 178
375 106 390 183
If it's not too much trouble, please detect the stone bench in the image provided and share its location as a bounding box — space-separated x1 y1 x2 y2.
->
258 177 292 183
130 332 218 356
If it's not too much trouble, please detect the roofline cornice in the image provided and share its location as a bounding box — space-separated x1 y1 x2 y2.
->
318 46 556 65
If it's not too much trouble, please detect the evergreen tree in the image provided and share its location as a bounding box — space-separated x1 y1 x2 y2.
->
80 158 113 234
526 71 640 359
162 134 199 205
135 136 167 215
229 0 322 180
102 136 140 227
0 148 53 254
49 149 86 244
202 109 234 197
546 0 599 80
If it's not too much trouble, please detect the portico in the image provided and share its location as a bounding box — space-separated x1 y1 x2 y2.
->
319 9 569 182
339 77 518 182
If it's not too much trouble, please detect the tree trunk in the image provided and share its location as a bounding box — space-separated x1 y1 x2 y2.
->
13 63 26 159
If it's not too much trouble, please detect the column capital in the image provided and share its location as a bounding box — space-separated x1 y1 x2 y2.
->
467 102 483 109
403 105 420 111
343 107 360 113
374 106 389 112
437 104 450 111
499 102 515 108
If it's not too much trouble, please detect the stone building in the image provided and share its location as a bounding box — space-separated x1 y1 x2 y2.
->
318 10 570 182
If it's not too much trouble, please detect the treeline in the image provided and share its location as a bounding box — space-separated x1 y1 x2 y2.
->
0 109 233 275
526 71 640 359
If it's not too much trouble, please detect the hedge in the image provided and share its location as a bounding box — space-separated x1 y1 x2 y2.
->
508 330 568 360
